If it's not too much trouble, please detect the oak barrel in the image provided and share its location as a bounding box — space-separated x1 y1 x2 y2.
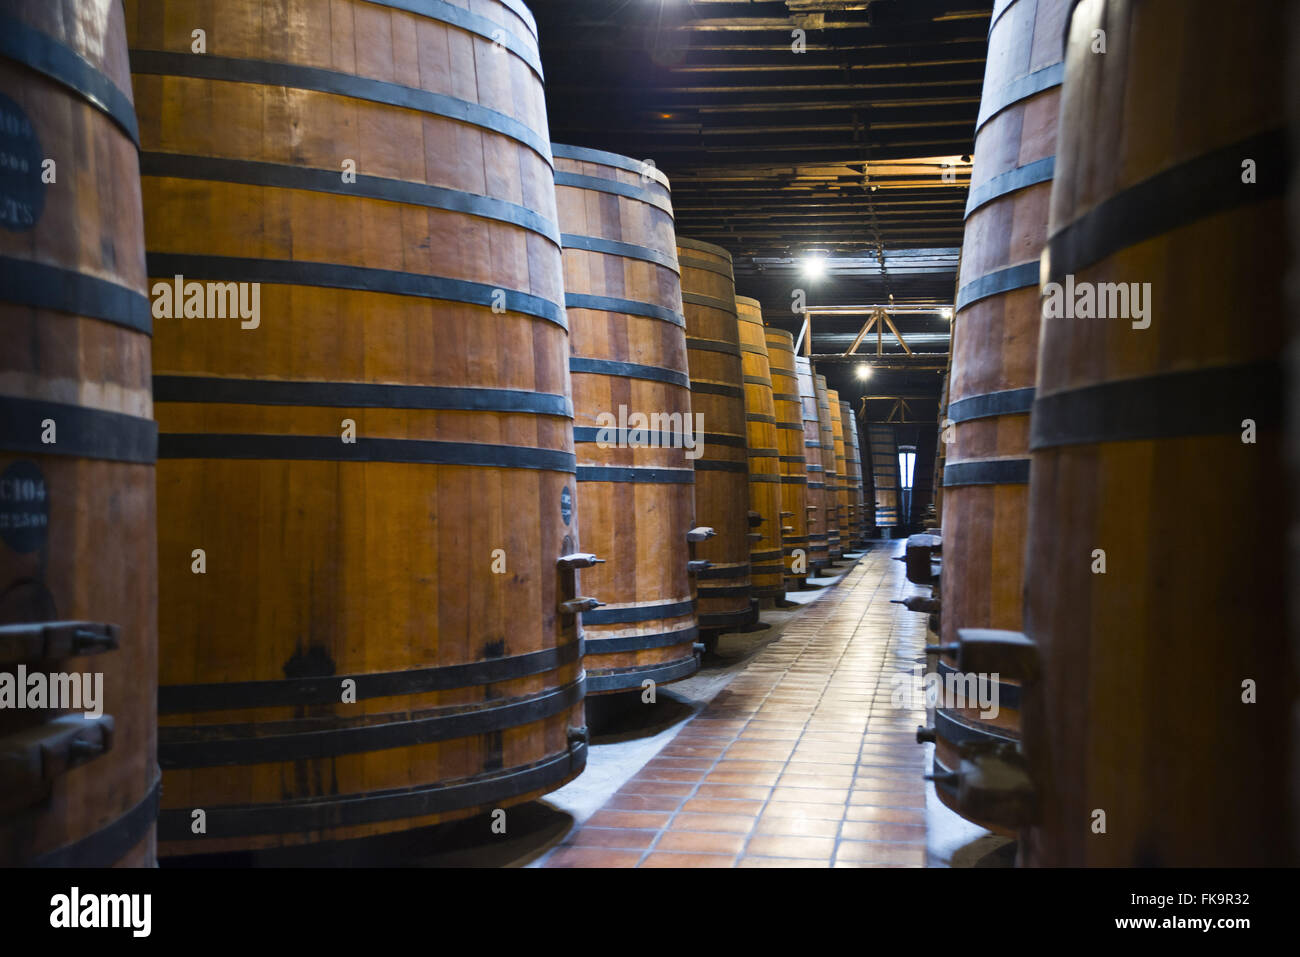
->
795 357 829 572
677 238 751 631
130 0 588 855
765 329 810 586
930 0 1065 828
736 297 784 603
553 143 701 693
0 0 158 867
866 423 899 530
839 400 866 546
827 388 850 551
813 373 842 560
1021 0 1292 865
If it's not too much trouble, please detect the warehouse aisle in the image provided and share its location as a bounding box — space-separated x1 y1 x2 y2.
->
538 545 930 867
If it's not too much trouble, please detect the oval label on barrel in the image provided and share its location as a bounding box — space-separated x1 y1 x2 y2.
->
560 486 572 525
0 460 50 553
0 94 45 232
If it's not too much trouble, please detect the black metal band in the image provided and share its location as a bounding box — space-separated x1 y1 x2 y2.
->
746 413 777 424
698 584 753 599
129 51 551 163
564 292 685 327
142 152 562 246
974 61 1064 134
551 143 672 190
0 14 139 147
955 261 1040 311
159 676 584 768
750 549 782 562
686 337 742 356
948 386 1036 423
776 422 805 431
160 640 583 713
676 255 734 279
573 428 689 448
154 376 572 416
675 236 730 258
942 458 1030 486
681 292 737 314
361 0 544 80
583 626 698 653
27 773 161 867
560 233 677 270
157 744 586 840
937 660 1022 710
748 448 779 457
965 156 1055 218
0 396 157 463
575 466 694 484
747 473 782 482
552 171 673 216
585 654 699 693
935 707 1018 747
701 432 748 448
1030 361 1283 449
581 599 695 625
159 434 576 471
695 563 750 580
691 382 744 399
0 256 151 335
781 475 808 485
568 356 690 387
1044 128 1286 283
694 460 748 472
146 253 567 328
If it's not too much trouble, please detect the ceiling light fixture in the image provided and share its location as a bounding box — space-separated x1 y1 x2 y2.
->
803 256 827 279
856 364 872 380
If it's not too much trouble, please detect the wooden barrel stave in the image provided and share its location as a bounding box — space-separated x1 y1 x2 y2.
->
0 0 158 867
131 0 586 855
765 330 810 585
677 239 751 631
1021 0 1291 866
554 144 700 693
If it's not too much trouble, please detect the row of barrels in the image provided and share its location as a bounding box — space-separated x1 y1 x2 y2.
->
0 0 872 864
922 0 1294 865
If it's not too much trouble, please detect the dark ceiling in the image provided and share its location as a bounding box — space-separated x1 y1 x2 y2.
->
533 0 994 411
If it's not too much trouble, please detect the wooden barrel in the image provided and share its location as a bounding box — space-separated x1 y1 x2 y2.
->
814 374 842 560
553 143 700 692
131 0 588 856
736 297 784 603
931 0 1065 829
1021 0 1291 866
827 388 850 550
677 239 751 632
795 357 829 571
765 330 810 586
0 0 158 867
839 400 866 546
866 423 900 530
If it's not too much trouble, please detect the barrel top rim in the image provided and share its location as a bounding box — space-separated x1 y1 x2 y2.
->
764 328 796 345
676 237 732 259
735 295 763 309
552 143 672 190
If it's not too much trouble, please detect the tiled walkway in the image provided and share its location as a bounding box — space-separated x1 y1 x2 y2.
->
539 544 930 867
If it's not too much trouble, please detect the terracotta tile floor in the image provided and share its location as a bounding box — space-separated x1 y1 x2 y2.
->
539 544 930 868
